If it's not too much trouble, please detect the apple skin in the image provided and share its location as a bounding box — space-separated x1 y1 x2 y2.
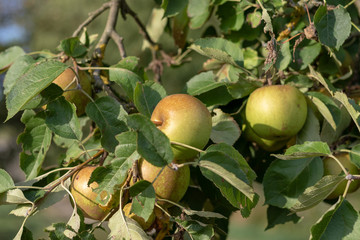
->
139 159 190 205
53 68 92 116
70 166 119 220
245 85 307 140
151 94 212 161
123 203 155 230
323 153 360 200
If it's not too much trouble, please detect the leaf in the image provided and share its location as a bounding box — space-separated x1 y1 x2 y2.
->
217 2 244 32
85 96 128 152
307 92 341 130
127 114 173 167
142 8 167 50
0 189 32 205
22 83 63 110
189 38 244 67
129 180 156 222
291 40 321 70
0 45 25 71
45 96 82 140
109 57 143 102
272 141 331 160
108 210 151 240
184 71 224 96
17 110 52 180
210 108 241 146
161 0 188 18
188 0 210 29
133 81 166 118
58 37 88 58
0 169 15 193
291 175 344 212
243 47 260 70
5 60 68 121
275 40 291 71
296 105 321 144
263 157 323 208
314 5 351 50
261 8 273 33
310 198 360 240
247 11 262 28
265 205 301 230
349 144 360 169
182 208 226 219
175 219 214 240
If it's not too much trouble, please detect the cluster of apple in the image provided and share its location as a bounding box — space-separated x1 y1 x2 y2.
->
68 93 212 229
241 84 360 199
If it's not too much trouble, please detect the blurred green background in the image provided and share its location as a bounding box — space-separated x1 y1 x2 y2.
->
1 1 360 239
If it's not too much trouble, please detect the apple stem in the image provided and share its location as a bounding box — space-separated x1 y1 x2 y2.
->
170 141 206 153
327 154 349 176
342 180 351 199
152 120 163 126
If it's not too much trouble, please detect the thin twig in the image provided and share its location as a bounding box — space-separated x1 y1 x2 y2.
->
72 1 112 37
110 30 127 59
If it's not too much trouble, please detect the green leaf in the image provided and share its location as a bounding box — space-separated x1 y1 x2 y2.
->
161 0 188 18
263 157 323 208
108 210 151 240
217 2 244 32
0 45 25 71
109 57 143 101
133 81 166 118
127 114 173 167
310 198 360 240
243 47 260 70
115 131 139 159
291 40 321 70
296 105 321 144
210 108 240 146
184 71 224 96
247 11 262 28
45 96 82 140
272 141 331 160
349 144 360 169
22 83 63 110
85 96 128 152
190 38 244 67
265 205 301 230
188 0 210 29
58 37 88 58
0 169 15 194
129 180 156 222
5 60 68 121
0 189 31 205
17 110 52 180
307 92 341 130
261 8 273 33
3 55 37 96
291 175 344 212
175 219 214 240
275 41 291 71
314 5 351 50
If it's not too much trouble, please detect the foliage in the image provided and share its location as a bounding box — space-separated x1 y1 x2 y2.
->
1 0 360 239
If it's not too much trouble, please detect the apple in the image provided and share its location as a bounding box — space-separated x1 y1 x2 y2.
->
245 85 307 140
151 94 212 161
242 121 289 152
70 166 119 220
53 68 92 116
139 159 190 205
323 153 360 200
123 202 155 230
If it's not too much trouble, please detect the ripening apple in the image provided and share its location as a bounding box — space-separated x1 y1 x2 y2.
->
151 94 212 161
139 159 190 205
245 85 307 140
323 153 360 200
123 203 155 230
53 68 92 116
70 166 120 220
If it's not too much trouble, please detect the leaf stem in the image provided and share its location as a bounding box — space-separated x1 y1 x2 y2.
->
351 22 360 33
170 141 206 153
342 179 351 198
345 0 356 9
327 154 349 175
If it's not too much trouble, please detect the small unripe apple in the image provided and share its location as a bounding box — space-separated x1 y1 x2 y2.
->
53 68 92 116
70 166 119 220
151 94 212 161
123 203 155 230
323 153 360 200
139 159 190 205
245 85 307 140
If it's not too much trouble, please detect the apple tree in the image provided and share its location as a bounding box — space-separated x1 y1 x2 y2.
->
1 0 360 239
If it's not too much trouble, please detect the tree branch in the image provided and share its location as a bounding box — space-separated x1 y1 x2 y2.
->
72 1 112 37
110 30 127 59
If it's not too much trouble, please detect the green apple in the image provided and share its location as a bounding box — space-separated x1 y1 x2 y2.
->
151 94 212 161
323 153 360 200
139 159 190 205
70 166 119 220
53 68 92 116
123 202 155 230
245 85 307 140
